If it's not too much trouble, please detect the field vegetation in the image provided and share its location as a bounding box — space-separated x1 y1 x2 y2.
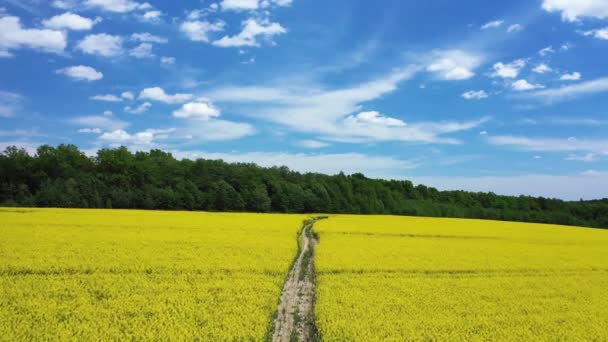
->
0 208 305 340
314 215 608 340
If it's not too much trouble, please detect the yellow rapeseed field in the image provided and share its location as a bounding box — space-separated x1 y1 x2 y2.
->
0 208 306 340
314 215 608 341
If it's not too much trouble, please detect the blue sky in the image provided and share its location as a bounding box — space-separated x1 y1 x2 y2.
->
1 0 607 199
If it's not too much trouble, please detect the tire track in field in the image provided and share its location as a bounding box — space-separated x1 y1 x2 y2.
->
270 218 323 342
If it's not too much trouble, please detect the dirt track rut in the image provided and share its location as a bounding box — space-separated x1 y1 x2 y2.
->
271 220 319 342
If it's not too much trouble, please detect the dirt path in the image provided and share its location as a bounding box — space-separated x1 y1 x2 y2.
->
271 220 319 342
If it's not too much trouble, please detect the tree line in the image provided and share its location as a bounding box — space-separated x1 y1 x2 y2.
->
1 144 607 228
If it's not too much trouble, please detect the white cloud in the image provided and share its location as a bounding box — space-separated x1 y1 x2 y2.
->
560 71 581 81
539 46 554 56
42 12 96 31
0 90 23 117
84 0 152 13
208 66 488 144
583 27 608 40
172 150 417 177
488 135 608 154
129 43 153 58
70 115 129 130
512 79 544 91
121 91 134 100
180 120 255 141
57 65 103 81
103 110 113 116
139 87 193 104
344 111 406 127
100 129 157 145
76 33 123 57
507 24 522 33
173 100 221 120
140 10 162 23
78 127 101 133
221 0 259 11
180 20 225 42
524 77 608 101
533 63 552 74
0 15 67 56
481 20 504 29
462 90 489 99
213 18 286 47
542 0 608 21
52 0 76 9
479 130 488 135
298 139 330 149
124 101 151 114
161 56 175 64
492 59 526 78
566 153 597 162
91 94 122 102
425 49 483 80
131 32 167 43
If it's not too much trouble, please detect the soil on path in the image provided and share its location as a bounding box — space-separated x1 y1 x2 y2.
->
270 220 320 342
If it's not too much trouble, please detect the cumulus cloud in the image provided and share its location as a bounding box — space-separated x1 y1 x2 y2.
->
100 129 157 145
180 20 225 42
140 10 162 23
84 0 152 13
0 15 67 56
121 91 134 100
129 43 153 58
462 90 489 99
492 59 526 78
42 12 97 31
219 0 293 11
76 33 123 57
560 71 581 81
221 0 259 10
425 49 483 80
91 94 122 102
344 111 406 127
124 101 151 114
542 0 608 21
511 79 544 91
173 100 221 120
583 27 608 40
57 65 103 81
533 63 552 74
213 18 286 47
139 87 193 104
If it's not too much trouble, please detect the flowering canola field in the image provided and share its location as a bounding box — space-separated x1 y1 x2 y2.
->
314 215 608 341
0 208 305 340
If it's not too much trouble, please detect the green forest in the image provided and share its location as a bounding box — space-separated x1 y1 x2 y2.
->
1 144 607 228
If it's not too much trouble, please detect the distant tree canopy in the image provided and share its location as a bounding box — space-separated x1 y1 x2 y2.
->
1 144 607 228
